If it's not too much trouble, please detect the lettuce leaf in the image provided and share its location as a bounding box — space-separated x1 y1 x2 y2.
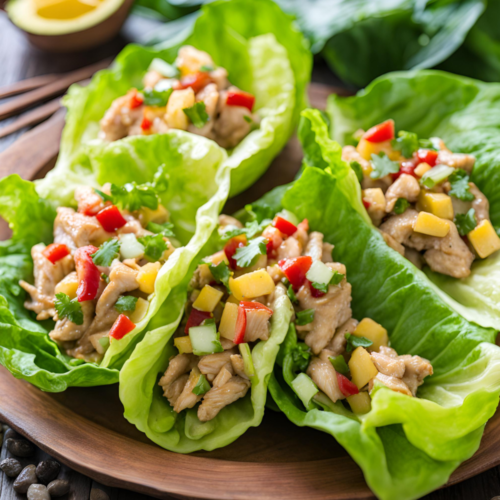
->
42 0 310 200
328 70 500 331
267 109 500 500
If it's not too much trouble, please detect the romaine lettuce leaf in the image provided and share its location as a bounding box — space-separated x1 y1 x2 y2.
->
327 70 500 331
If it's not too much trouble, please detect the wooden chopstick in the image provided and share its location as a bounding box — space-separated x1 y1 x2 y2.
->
0 58 112 121
0 74 60 99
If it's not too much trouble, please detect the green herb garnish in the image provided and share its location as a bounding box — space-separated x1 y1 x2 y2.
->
115 295 138 313
394 198 410 214
233 237 267 268
209 261 232 293
448 169 475 201
55 293 83 325
350 161 363 184
296 309 315 326
292 343 311 372
455 208 477 236
91 239 121 267
345 333 373 353
311 271 344 293
183 102 209 128
147 221 175 238
370 153 400 179
391 130 419 158
192 373 211 395
111 183 159 212
138 234 168 262
287 284 298 304
329 355 349 375
142 88 173 107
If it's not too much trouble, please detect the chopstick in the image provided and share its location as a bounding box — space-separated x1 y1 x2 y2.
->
0 74 59 99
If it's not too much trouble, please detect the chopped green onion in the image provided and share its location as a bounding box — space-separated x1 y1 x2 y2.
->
420 165 454 188
296 309 315 326
329 355 349 375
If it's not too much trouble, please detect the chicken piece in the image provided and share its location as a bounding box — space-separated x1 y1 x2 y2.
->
198 350 237 378
369 373 412 396
210 67 229 90
326 318 358 356
143 70 163 90
50 300 95 342
212 365 234 388
469 183 490 223
99 91 144 141
380 230 405 256
159 353 198 391
75 186 105 216
304 232 325 262
267 264 285 284
163 374 189 407
188 83 219 139
174 367 204 413
404 247 423 269
20 244 74 320
385 174 420 213
276 236 302 261
370 351 405 378
322 243 334 263
118 215 152 238
219 214 243 229
220 337 236 350
437 150 475 174
379 209 418 245
230 354 249 380
400 354 433 396
293 219 309 250
244 307 271 342
197 376 251 422
307 356 345 403
363 188 386 226
379 346 398 358
175 46 214 76
297 263 352 354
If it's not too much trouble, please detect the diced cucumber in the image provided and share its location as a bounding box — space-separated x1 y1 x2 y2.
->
239 343 256 379
120 233 145 259
149 58 179 78
420 165 454 188
189 323 223 356
306 260 334 286
291 373 318 410
277 209 299 226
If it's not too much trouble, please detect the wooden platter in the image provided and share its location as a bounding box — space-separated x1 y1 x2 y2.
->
0 83 499 500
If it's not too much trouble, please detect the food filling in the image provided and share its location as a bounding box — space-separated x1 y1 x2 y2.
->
20 177 176 363
100 46 258 149
343 119 500 278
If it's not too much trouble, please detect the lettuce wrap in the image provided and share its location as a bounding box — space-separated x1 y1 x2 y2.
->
327 70 500 331
264 110 500 500
0 131 231 391
41 0 311 201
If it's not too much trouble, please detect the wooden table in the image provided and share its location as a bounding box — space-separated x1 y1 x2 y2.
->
0 9 500 500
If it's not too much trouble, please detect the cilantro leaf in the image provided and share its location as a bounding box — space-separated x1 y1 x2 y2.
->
192 373 211 395
95 188 113 203
138 234 168 262
350 161 363 184
418 138 437 150
101 273 110 284
345 333 373 353
394 198 410 214
291 343 311 372
244 203 276 224
142 88 173 107
311 271 345 293
55 293 83 325
220 219 271 242
115 295 138 313
200 65 214 72
448 169 474 201
209 261 231 293
234 237 266 268
455 208 477 236
329 355 349 375
243 115 252 124
111 183 159 212
287 284 298 304
391 130 419 158
370 153 400 179
183 102 209 128
296 309 314 326
91 239 121 267
147 221 175 238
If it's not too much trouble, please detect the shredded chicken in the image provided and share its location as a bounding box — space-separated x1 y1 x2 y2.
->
326 318 358 356
49 301 94 342
385 174 420 213
381 231 405 256
174 368 204 413
370 351 405 378
304 232 325 262
159 353 197 391
230 354 249 380
469 183 490 223
276 235 302 261
307 356 344 403
198 350 237 378
212 365 234 388
244 308 271 342
369 373 412 396
400 354 433 396
164 374 189 407
437 150 475 174
99 91 143 142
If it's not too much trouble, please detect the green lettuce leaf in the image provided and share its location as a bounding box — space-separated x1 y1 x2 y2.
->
327 70 500 331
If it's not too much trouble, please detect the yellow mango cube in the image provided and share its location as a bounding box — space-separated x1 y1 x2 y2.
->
414 212 450 237
417 192 454 220
208 250 229 266
357 138 400 162
165 88 195 130
193 285 224 313
219 302 239 340
127 297 149 323
54 273 78 299
353 318 388 352
348 347 379 389
347 392 372 415
174 336 193 354
226 294 240 305
137 262 161 294
229 270 275 301
414 162 432 177
468 220 500 258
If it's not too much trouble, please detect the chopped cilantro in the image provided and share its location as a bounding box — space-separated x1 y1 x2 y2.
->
101 273 110 284
115 295 138 313
192 373 211 395
243 115 252 124
183 102 209 128
55 293 83 325
448 169 474 201
220 219 271 242
394 198 410 214
345 333 373 353
111 183 159 212
95 188 113 203
311 271 344 293
142 88 173 107
209 261 232 292
287 284 298 304
91 239 121 267
455 208 477 236
296 309 315 326
391 130 419 158
147 221 175 238
350 161 363 184
200 65 214 72
370 153 400 179
329 355 349 375
138 234 168 262
233 237 267 268
292 343 311 372
244 203 276 224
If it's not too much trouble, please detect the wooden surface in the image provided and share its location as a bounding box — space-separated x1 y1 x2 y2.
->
1 9 500 500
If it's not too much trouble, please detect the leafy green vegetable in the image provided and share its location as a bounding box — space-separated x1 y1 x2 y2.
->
208 261 231 292
183 102 209 128
287 284 298 304
138 234 168 262
115 296 139 313
55 293 83 325
448 169 475 201
350 161 363 184
142 88 173 107
455 209 477 236
91 239 120 267
391 131 419 158
296 308 314 326
147 221 175 238
233 237 266 268
329 355 349 375
345 333 373 353
291 343 311 372
370 153 400 179
394 198 410 215
111 183 159 212
220 219 270 241
192 373 211 395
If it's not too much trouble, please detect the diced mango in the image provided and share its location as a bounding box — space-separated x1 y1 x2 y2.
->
54 273 78 299
165 88 195 130
219 302 239 340
348 347 378 389
137 262 161 294
357 138 400 162
209 250 229 266
417 192 454 220
229 270 275 301
139 204 169 225
226 294 240 305
414 212 450 237
127 297 149 323
353 318 388 352
414 162 432 177
347 392 372 415
175 45 214 77
362 188 386 211
174 336 193 354
468 220 500 258
193 285 224 313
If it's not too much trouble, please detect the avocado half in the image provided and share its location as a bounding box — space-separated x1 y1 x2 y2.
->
6 0 134 52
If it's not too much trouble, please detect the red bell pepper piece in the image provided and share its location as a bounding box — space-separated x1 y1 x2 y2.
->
96 205 127 232
415 149 438 167
273 216 297 237
336 372 359 397
42 243 70 265
363 119 395 143
226 90 255 112
391 160 418 181
141 117 152 131
75 245 101 302
176 72 212 93
240 301 273 314
308 281 326 298
128 89 144 109
278 256 313 290
224 235 247 269
184 308 212 334
109 314 136 340
234 305 247 344
362 199 371 209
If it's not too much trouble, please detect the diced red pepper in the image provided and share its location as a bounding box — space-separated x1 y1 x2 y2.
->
362 199 371 209
77 188 105 216
128 89 144 109
224 235 247 269
109 314 136 340
308 281 326 298
336 372 359 397
75 245 100 302
96 205 127 232
226 90 255 112
262 226 283 256
141 117 152 131
391 160 418 181
175 72 212 93
184 308 212 334
234 305 247 344
42 243 70 265
363 120 395 143
240 301 273 315
415 149 438 167
273 216 297 237
278 256 312 290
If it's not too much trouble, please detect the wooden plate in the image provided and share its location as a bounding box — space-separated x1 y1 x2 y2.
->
0 83 499 500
